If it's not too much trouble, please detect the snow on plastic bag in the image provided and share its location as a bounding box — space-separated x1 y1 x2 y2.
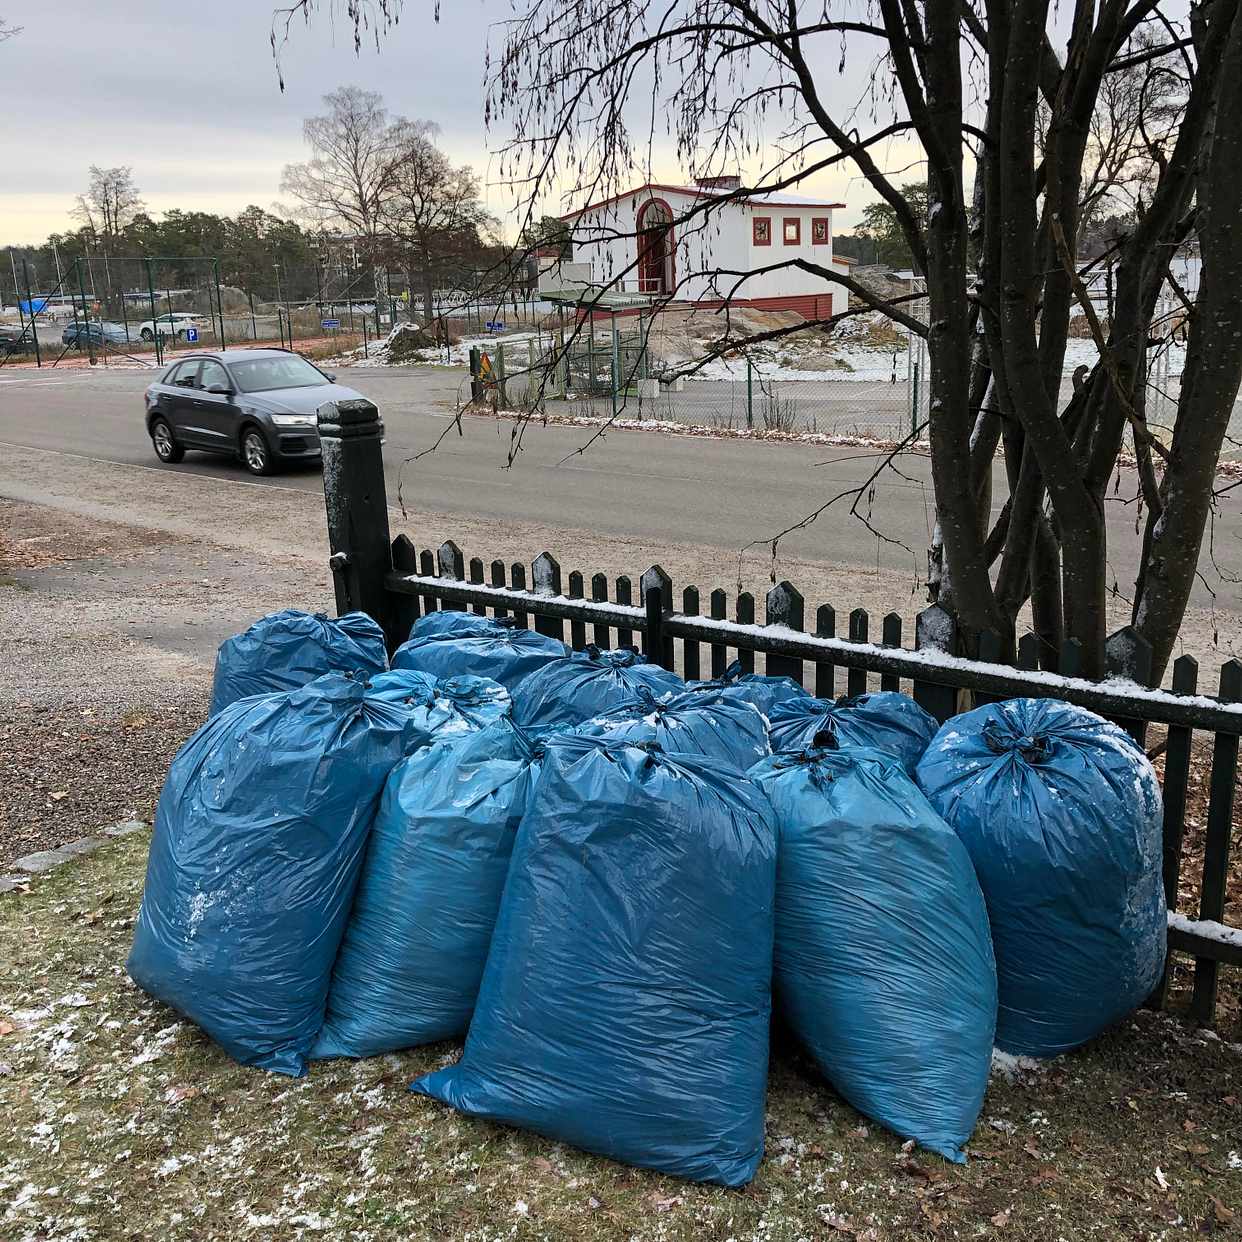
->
127 673 414 1076
412 734 777 1186
750 743 996 1161
573 684 769 769
916 697 1166 1057
209 609 388 717
366 669 510 751
678 657 812 720
312 721 542 1059
768 690 938 772
511 644 683 735
392 614 566 690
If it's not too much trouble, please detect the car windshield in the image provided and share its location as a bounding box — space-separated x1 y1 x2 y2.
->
228 355 330 393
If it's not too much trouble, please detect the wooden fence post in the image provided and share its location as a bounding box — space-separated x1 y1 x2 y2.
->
318 398 398 649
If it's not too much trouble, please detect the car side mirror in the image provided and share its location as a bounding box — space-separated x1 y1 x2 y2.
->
206 383 232 397
325 372 337 382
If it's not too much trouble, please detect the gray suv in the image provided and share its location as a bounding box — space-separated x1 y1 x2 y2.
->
143 348 364 475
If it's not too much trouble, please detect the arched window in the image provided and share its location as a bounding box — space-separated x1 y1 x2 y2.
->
636 198 675 295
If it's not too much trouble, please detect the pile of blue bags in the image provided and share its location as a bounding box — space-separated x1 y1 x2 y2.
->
130 605 1168 1187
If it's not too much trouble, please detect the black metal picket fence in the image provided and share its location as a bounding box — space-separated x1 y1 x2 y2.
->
317 397 1242 1026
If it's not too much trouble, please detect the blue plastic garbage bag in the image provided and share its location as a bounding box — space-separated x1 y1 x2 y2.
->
574 685 769 769
412 734 778 1186
768 690 938 772
127 674 414 1076
680 658 812 720
750 744 996 1161
367 670 510 751
511 645 684 734
392 617 566 690
408 610 508 640
209 609 388 717
916 698 1166 1057
312 721 542 1059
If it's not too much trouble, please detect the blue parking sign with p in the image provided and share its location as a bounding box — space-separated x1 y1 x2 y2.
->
185 326 199 343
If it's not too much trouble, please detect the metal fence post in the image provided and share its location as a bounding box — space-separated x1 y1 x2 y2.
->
496 343 507 407
746 356 754 428
21 259 41 367
318 397 398 650
76 259 96 366
144 258 160 366
213 257 226 347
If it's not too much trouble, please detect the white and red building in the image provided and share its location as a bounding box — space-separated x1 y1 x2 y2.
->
554 176 851 318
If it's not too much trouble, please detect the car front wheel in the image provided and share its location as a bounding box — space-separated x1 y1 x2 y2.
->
241 427 276 476
150 418 185 464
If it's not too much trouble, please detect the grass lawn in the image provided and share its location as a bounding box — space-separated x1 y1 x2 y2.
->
2 833 1241 1241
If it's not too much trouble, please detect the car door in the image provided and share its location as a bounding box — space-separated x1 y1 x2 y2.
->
191 359 240 452
162 360 205 444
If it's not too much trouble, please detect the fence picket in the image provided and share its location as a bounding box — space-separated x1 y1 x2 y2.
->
1017 631 1041 671
591 574 611 648
1106 624 1154 743
682 587 701 681
389 535 420 643
847 608 868 697
880 612 902 692
814 605 836 698
437 541 465 612
418 549 438 611
1151 655 1198 1008
468 557 486 616
640 566 674 668
1190 660 1242 1023
616 576 634 648
489 560 509 620
709 589 728 678
736 593 756 674
765 582 805 685
510 563 529 629
975 630 1005 704
532 552 565 643
568 571 586 650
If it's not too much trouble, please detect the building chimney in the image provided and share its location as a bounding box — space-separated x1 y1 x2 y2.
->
693 175 742 192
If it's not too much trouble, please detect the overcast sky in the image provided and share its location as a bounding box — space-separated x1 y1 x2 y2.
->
2 1 913 244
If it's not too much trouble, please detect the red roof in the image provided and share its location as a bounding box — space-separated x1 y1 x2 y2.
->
561 182 845 220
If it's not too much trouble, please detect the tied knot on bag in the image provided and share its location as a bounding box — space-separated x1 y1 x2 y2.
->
982 720 1050 764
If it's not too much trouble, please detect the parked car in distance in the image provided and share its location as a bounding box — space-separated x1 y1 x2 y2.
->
137 313 207 342
62 320 131 347
143 348 363 476
0 325 34 355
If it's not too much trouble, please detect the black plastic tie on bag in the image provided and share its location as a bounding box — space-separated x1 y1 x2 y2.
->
811 728 840 751
493 616 518 630
982 720 1050 764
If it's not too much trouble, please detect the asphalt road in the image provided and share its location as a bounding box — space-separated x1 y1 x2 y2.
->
1 362 1239 620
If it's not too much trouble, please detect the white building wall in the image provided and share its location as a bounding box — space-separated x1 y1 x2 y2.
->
567 191 840 308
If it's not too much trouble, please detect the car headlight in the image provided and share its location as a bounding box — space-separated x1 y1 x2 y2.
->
270 413 318 427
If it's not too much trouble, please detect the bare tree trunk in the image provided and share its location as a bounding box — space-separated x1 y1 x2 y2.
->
1135 1 1242 679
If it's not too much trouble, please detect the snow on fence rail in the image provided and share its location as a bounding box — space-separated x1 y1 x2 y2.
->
319 397 1242 1027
